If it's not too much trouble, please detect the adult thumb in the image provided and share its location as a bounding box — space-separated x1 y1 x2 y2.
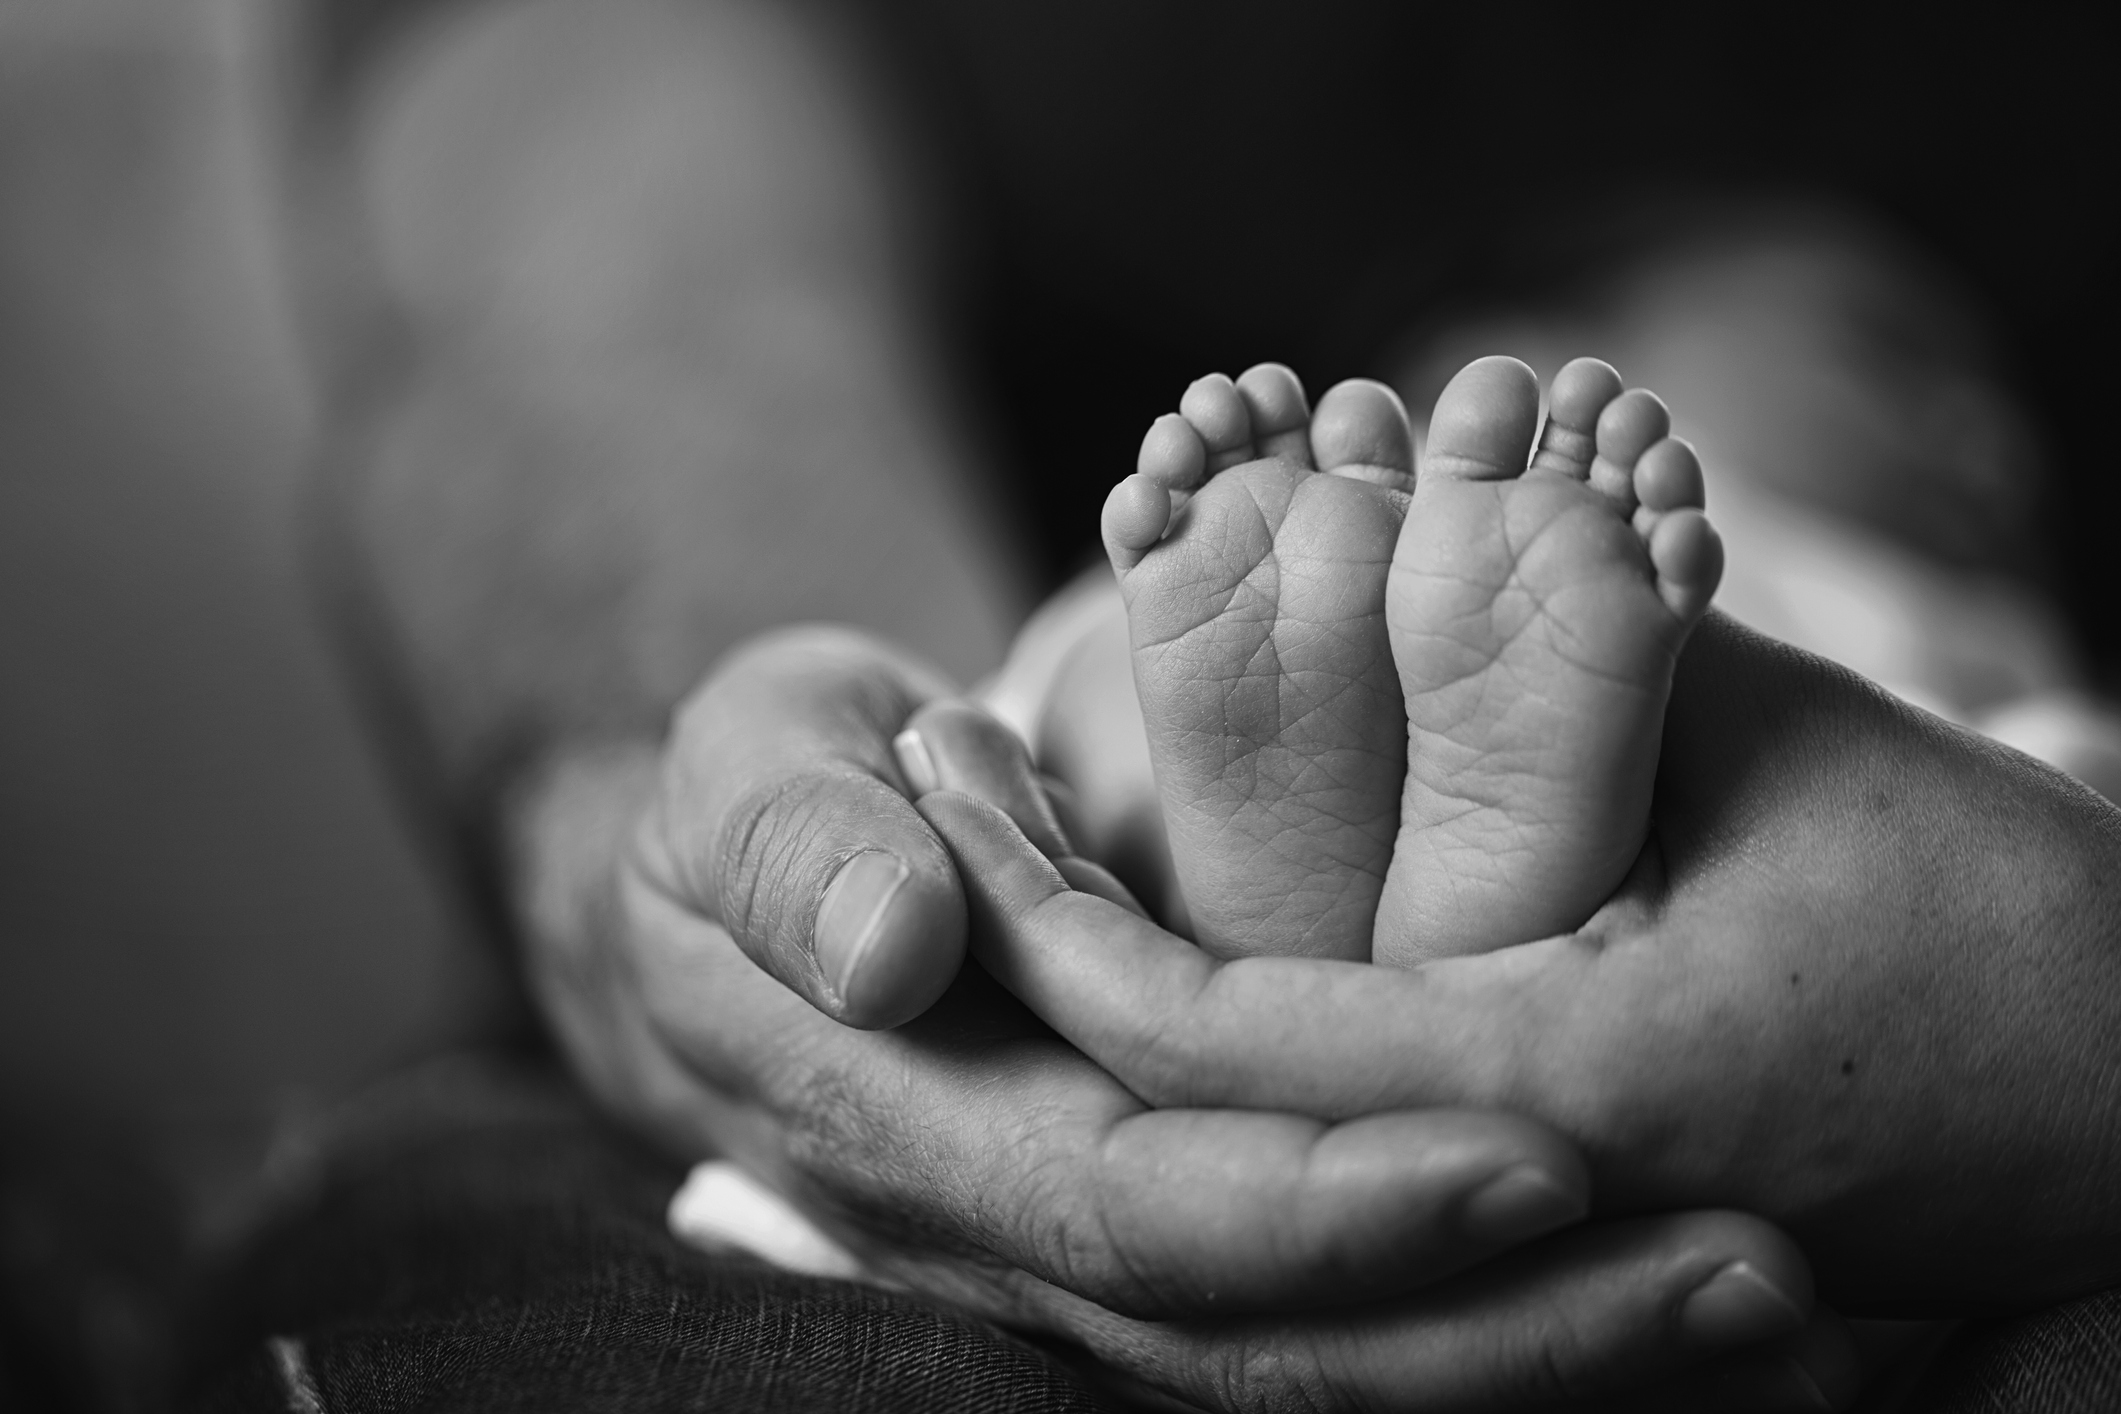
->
641 627 968 1029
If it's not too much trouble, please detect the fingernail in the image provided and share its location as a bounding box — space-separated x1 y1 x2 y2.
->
893 728 940 796
1679 1261 1807 1348
815 851 910 1002
1460 1165 1587 1245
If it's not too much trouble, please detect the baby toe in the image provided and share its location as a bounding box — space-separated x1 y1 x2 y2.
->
1588 388 1671 510
1180 373 1258 473
1421 356 1542 483
1530 357 1623 480
1634 438 1705 514
1102 474 1173 571
1648 507 1723 622
1311 379 1416 490
1139 411 1208 492
1236 363 1314 467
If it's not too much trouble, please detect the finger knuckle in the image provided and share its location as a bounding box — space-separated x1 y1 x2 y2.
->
714 769 863 947
1113 1027 1203 1108
1004 1124 1129 1294
976 1112 1183 1318
772 1062 996 1264
1197 1334 1338 1414
1069 1170 1179 1317
1109 973 1228 1107
1495 1301 1612 1406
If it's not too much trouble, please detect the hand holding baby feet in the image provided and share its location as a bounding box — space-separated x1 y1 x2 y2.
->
1377 356 1723 964
1101 365 1416 960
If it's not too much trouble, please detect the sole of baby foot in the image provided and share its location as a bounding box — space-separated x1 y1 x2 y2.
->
1375 355 1723 966
1101 365 1415 960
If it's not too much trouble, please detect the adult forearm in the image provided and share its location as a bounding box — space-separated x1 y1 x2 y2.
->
326 350 1019 809
318 0 1024 816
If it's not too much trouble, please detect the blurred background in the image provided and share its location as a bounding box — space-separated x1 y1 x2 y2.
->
2 0 2115 1406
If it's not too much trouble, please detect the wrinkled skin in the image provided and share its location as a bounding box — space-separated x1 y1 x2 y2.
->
924 612 2121 1316
509 624 1855 1413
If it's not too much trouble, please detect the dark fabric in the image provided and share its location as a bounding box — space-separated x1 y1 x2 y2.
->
181 1058 1122 1414
1902 1289 2121 1414
121 1052 2121 1413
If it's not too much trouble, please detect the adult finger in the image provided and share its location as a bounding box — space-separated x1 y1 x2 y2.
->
536 745 1845 1409
625 869 1594 1317
894 698 1070 855
923 667 2121 1309
640 624 967 1029
897 697 1148 915
632 886 1844 1406
1004 1211 1846 1413
921 785 1553 1116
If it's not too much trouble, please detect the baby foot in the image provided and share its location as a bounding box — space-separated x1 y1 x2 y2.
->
1375 356 1723 965
1102 364 1416 960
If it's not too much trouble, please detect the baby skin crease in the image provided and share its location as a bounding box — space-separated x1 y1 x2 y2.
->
1103 356 1723 964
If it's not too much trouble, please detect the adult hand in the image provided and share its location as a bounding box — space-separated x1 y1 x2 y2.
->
926 612 2121 1314
507 623 1854 1411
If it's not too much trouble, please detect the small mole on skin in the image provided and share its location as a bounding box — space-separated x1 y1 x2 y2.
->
1840 1058 1856 1077
1870 790 1892 813
1790 972 1801 986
